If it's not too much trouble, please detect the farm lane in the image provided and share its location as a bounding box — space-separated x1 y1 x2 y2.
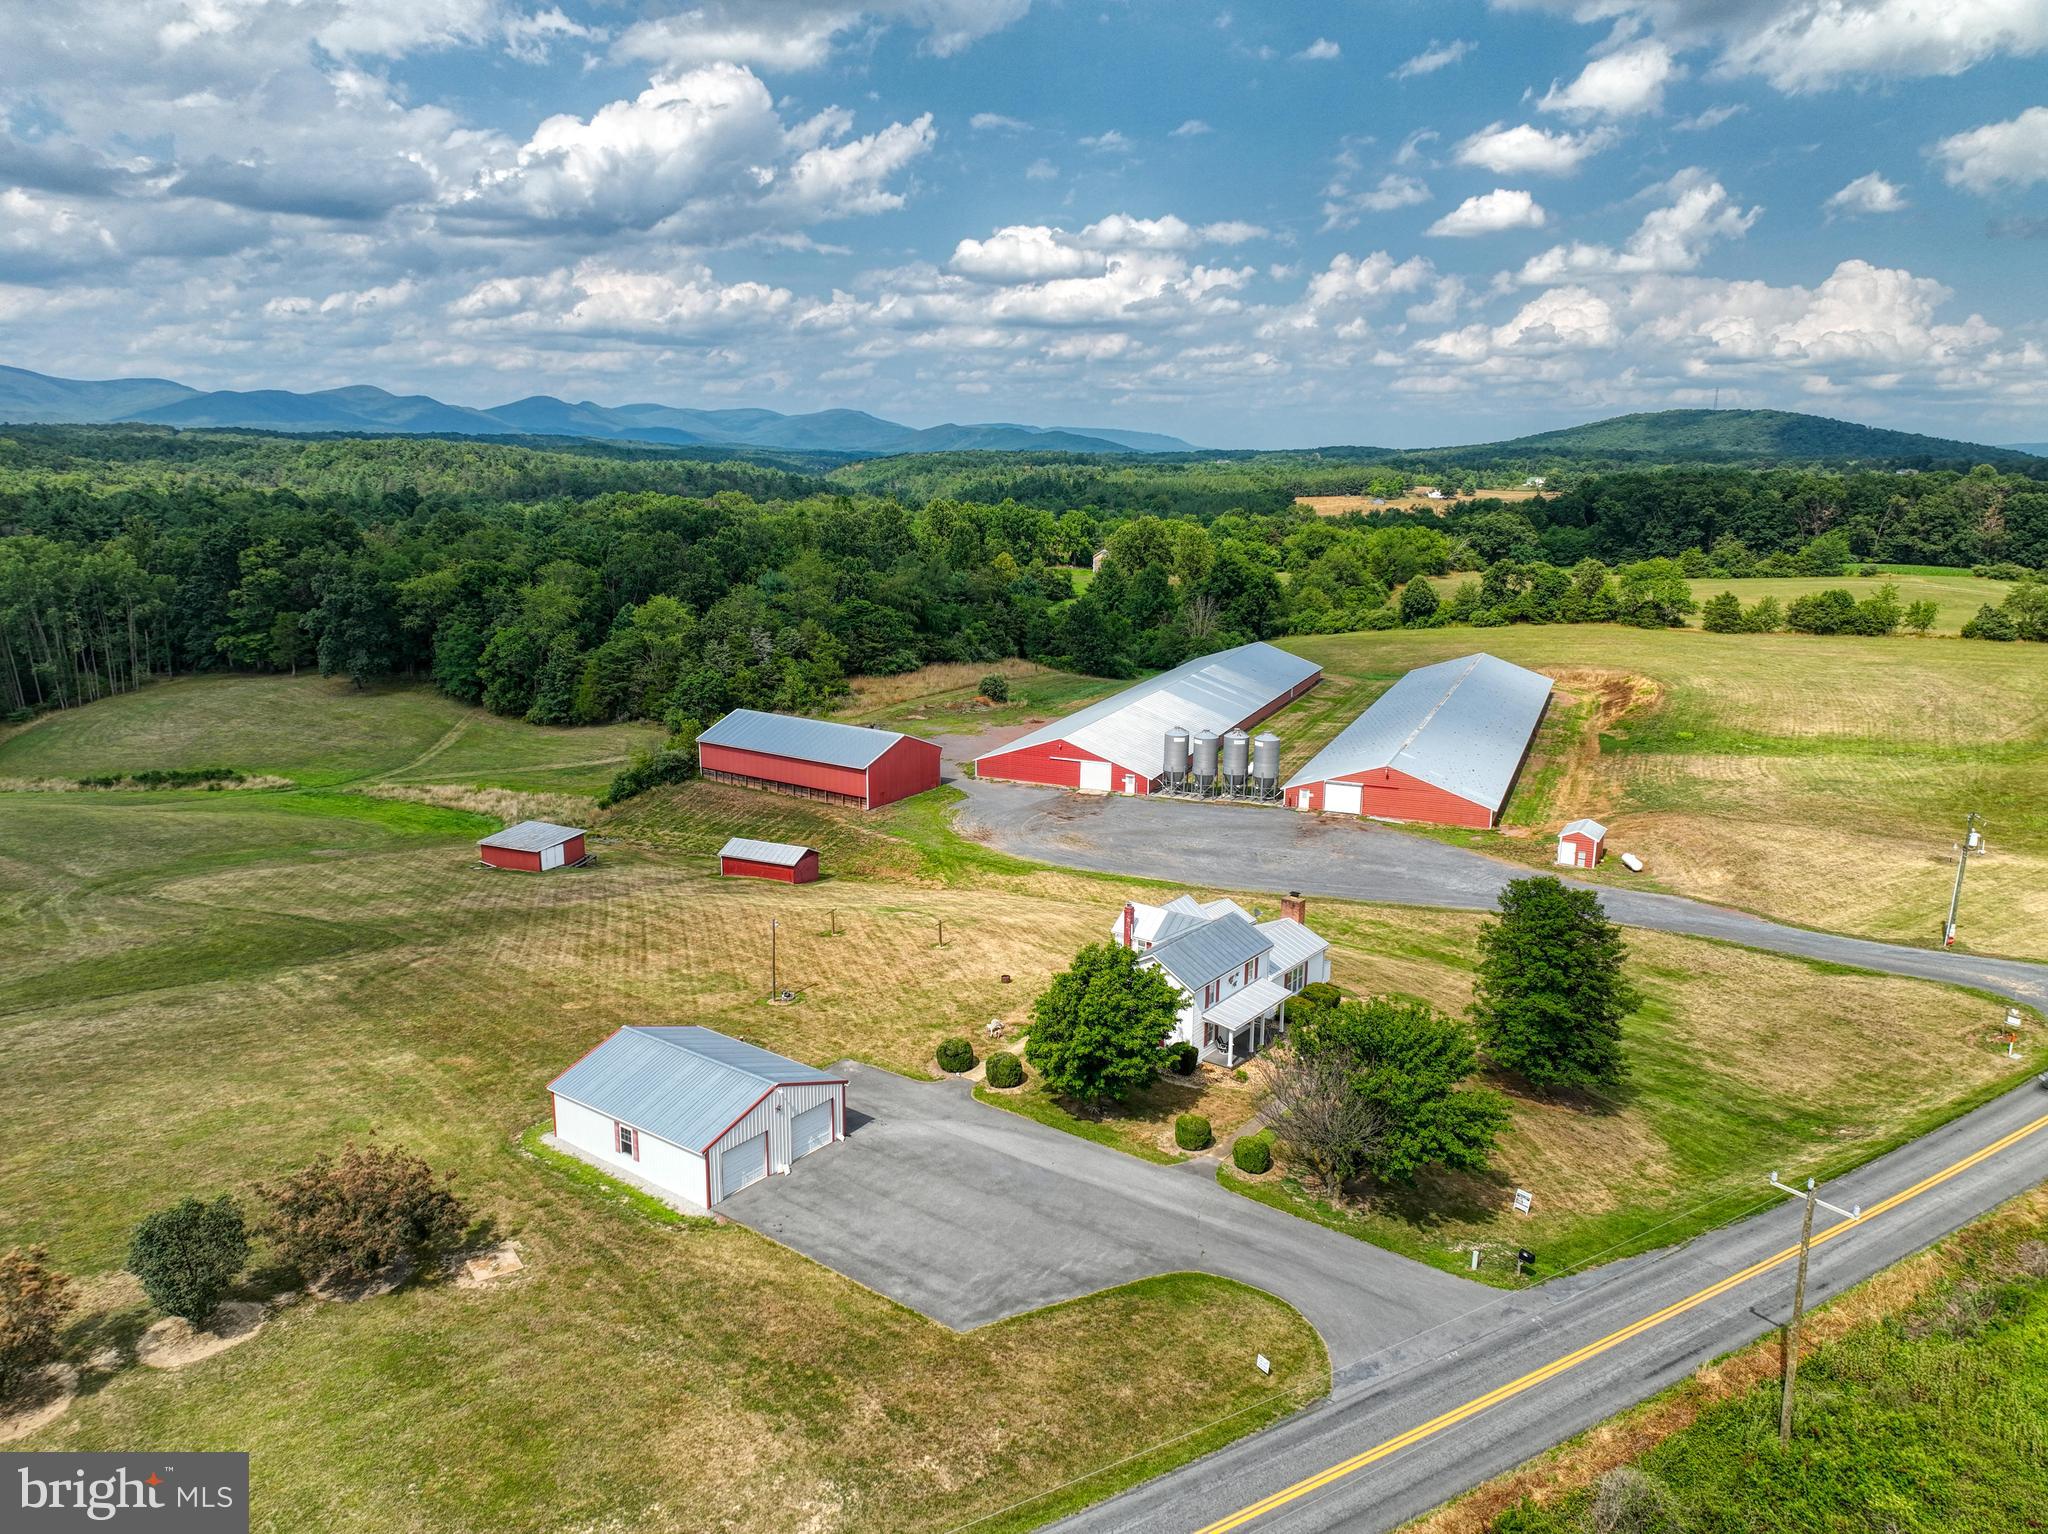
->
954 782 2048 1010
725 1063 1479 1378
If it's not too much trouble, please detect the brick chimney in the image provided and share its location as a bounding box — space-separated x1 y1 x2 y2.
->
1280 891 1306 925
1121 902 1136 948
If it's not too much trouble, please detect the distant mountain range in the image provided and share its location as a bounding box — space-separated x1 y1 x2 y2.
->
0 365 1196 456
2006 442 2048 456
1417 409 2042 468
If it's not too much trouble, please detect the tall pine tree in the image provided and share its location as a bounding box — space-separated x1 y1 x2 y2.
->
1471 876 1636 1093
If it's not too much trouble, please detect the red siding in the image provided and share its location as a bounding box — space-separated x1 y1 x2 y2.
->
974 736 1154 792
481 845 543 871
560 833 587 865
1288 767 1495 827
864 734 943 808
1561 832 1603 867
975 667 1319 793
699 741 871 801
720 852 821 884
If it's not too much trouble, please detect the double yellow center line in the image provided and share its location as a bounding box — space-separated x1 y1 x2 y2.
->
1196 1110 2048 1533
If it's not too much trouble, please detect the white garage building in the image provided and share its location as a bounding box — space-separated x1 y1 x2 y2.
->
547 1026 847 1209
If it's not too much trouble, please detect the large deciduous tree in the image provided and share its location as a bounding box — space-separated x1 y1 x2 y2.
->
1471 876 1637 1093
1026 942 1180 1109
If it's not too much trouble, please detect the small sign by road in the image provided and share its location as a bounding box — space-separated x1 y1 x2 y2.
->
1513 1188 1534 1215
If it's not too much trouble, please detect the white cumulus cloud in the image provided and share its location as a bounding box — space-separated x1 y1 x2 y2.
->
1428 188 1548 237
1393 39 1475 79
1295 38 1342 61
1930 107 2048 193
1825 171 1909 215
1518 173 1759 281
1539 41 1678 118
1456 122 1617 175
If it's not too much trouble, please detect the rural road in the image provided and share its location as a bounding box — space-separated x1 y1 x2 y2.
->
954 781 2048 1011
1048 1075 2048 1534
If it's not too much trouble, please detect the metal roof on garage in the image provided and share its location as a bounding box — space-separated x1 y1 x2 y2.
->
1561 818 1607 839
978 642 1320 781
698 708 913 770
719 837 816 866
548 1026 840 1153
478 819 586 852
1281 653 1552 813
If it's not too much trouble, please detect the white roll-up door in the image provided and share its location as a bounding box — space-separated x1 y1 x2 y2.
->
1325 782 1363 815
719 1133 767 1199
541 842 566 870
1078 760 1112 793
790 1101 834 1161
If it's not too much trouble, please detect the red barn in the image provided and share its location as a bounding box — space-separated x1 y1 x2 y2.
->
973 642 1321 794
1557 818 1607 868
1283 654 1551 828
697 710 940 810
479 820 588 871
719 837 821 883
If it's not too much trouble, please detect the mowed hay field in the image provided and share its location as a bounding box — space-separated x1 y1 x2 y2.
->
0 789 1324 1533
1682 570 2015 633
1273 627 2048 961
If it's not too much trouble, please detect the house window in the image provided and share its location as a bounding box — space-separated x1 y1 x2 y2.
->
1204 980 1218 1007
1243 959 1257 984
1286 965 1307 992
616 1123 638 1158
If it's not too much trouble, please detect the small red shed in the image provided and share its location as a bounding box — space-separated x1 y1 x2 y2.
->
479 820 588 872
1556 818 1607 869
719 837 821 884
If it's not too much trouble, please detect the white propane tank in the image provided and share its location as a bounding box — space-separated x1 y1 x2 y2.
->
1619 852 1645 873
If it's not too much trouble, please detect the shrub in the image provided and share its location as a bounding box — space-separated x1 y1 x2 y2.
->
1231 1132 1273 1174
0 1246 72 1401
977 673 1011 703
1699 591 1743 633
1168 1041 1199 1076
984 1050 1024 1088
599 718 700 808
1175 1113 1213 1151
1296 981 1342 1010
261 1143 469 1281
128 1196 249 1324
936 1037 976 1073
1962 602 2017 641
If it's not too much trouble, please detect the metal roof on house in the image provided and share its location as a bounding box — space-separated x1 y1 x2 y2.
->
478 819 586 852
1282 653 1552 813
699 708 916 770
1146 911 1272 991
1561 818 1608 839
979 642 1320 782
548 1026 837 1153
1256 917 1327 977
719 837 816 866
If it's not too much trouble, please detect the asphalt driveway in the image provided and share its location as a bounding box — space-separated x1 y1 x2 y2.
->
722 1062 1479 1382
954 779 2048 1009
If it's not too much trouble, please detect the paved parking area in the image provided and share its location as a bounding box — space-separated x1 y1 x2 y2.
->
723 1063 1477 1380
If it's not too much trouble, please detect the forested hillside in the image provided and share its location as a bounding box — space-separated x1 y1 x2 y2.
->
2 427 2043 727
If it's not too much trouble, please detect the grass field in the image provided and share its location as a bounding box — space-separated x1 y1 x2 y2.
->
1295 488 1546 516
1683 570 2013 633
1460 1186 2048 1534
0 787 1325 1531
1268 627 2048 962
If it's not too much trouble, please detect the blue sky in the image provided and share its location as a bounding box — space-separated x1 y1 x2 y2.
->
1 1 2043 447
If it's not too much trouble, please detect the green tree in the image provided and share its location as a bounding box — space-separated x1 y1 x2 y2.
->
261 1143 470 1281
1741 595 1783 633
127 1196 249 1324
1903 599 1938 637
1962 602 2017 641
526 632 583 725
1399 575 1440 627
1276 998 1507 1187
1025 942 1181 1109
1700 590 1743 633
1471 876 1637 1094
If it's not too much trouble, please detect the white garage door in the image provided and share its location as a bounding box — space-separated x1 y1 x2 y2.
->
1077 759 1112 793
540 841 566 870
790 1101 834 1161
719 1133 767 1199
1325 782 1363 815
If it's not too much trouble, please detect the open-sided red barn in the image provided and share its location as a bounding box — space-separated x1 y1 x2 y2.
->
478 820 588 871
719 837 821 883
697 710 940 810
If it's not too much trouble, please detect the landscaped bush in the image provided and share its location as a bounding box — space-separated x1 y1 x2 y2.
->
936 1037 976 1073
978 673 1011 703
1175 1113 1213 1151
1168 1041 1199 1076
261 1143 469 1281
984 1051 1024 1088
0 1246 72 1401
1231 1131 1273 1174
1296 981 1342 1010
128 1196 249 1324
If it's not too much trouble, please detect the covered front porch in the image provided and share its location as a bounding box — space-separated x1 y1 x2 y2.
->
1198 976 1291 1067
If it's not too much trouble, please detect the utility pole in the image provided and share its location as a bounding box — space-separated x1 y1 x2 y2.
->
770 918 779 1000
1766 1171 1861 1444
1944 811 1983 948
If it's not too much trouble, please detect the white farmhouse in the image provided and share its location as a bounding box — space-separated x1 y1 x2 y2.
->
1111 894 1331 1066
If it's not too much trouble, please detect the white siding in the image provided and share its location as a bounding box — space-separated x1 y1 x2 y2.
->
708 1080 846 1192
553 1094 708 1209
